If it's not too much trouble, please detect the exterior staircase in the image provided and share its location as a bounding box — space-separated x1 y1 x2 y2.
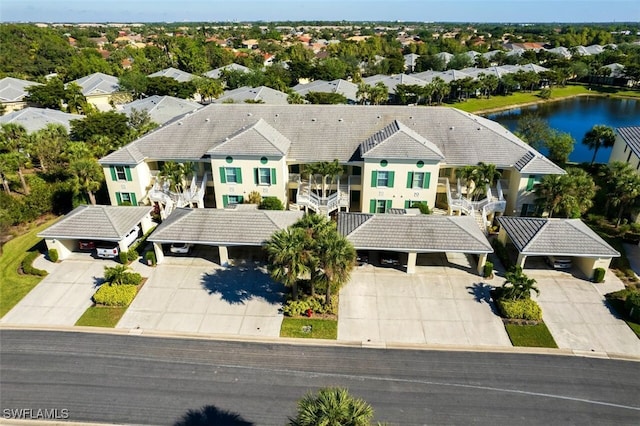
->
295 177 349 216
148 173 207 219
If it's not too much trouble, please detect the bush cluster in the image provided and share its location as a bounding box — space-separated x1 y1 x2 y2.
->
48 248 59 263
144 250 156 266
625 292 640 322
282 295 337 317
593 267 606 283
483 261 494 278
93 284 138 307
497 298 543 321
21 251 48 276
259 197 284 210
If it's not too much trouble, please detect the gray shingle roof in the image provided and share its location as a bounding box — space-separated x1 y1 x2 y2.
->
0 107 84 133
292 79 359 102
208 118 291 157
0 77 42 102
204 64 251 79
338 213 492 253
497 217 620 257
71 72 120 96
119 95 202 125
148 208 303 245
38 205 152 241
363 74 427 94
360 120 444 160
148 67 195 82
213 86 289 105
99 104 563 172
515 151 565 175
617 126 640 158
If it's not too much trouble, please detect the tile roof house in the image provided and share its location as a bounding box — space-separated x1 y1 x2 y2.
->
0 77 42 113
0 107 84 133
292 79 359 103
204 64 251 80
118 95 202 125
70 72 121 111
147 67 196 82
609 126 640 176
213 86 289 105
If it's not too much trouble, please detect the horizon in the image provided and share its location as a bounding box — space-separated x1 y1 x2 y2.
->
2 0 639 24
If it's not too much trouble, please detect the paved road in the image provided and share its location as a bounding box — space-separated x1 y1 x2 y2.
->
1 330 639 425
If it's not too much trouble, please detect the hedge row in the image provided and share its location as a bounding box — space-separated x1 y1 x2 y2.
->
283 295 337 317
93 284 138 307
21 251 48 277
496 298 543 321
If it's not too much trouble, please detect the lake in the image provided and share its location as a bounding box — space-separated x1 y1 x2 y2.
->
486 96 640 163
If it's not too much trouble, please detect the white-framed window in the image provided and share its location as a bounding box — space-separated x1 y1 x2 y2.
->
228 195 243 204
115 166 127 180
376 199 386 213
120 193 132 203
412 172 425 189
225 167 239 183
377 171 389 187
258 168 271 185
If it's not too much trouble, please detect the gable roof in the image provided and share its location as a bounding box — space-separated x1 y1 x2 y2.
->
0 77 42 102
363 74 426 94
0 107 84 133
293 79 358 102
119 95 202 125
497 217 620 257
204 63 251 79
208 118 291 157
360 120 444 160
71 72 120 96
337 213 492 253
148 208 303 245
38 205 152 241
213 86 289 105
148 67 195 82
617 126 640 158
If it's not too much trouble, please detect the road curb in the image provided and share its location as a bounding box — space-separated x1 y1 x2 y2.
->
2 324 638 361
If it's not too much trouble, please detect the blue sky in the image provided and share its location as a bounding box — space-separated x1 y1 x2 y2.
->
1 0 639 23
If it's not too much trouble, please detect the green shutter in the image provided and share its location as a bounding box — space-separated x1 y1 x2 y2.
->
369 199 376 213
271 168 277 185
404 200 411 209
423 172 431 189
387 171 394 188
110 166 117 181
130 193 137 206
222 195 229 207
385 200 392 211
406 172 414 188
236 168 242 184
371 171 377 187
526 175 535 191
254 168 259 184
219 167 226 184
238 195 244 204
124 166 132 181
115 192 122 205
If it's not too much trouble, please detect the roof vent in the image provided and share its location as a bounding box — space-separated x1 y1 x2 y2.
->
205 118 210 122
450 126 454 130
409 116 413 119
275 113 279 117
311 118 316 121
338 118 343 122
477 127 481 130
178 121 183 125
247 113 252 116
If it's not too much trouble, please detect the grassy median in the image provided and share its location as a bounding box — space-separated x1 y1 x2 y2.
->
504 323 558 348
0 219 56 318
280 317 338 339
75 306 128 327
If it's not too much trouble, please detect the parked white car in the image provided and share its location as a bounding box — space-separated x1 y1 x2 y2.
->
170 243 193 254
546 256 572 269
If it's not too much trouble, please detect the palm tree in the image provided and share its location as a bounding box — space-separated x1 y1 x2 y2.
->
159 161 187 191
429 76 450 104
289 387 374 426
356 82 371 105
604 161 640 226
292 214 333 297
71 158 103 205
534 168 596 218
318 233 356 305
304 160 343 199
582 125 616 165
0 123 30 195
370 82 388 105
265 227 311 301
104 265 131 285
501 266 539 301
534 175 566 218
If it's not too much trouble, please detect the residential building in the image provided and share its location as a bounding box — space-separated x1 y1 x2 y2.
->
70 72 121 111
147 67 196 82
0 107 84 132
292 79 359 104
213 86 289 105
118 95 202 125
609 126 640 172
98 104 565 227
0 77 42 113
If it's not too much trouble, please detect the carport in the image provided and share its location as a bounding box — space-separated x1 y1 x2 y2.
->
147 207 303 265
38 205 154 261
337 213 493 275
497 217 620 279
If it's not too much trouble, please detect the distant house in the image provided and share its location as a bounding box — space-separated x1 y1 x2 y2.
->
70 72 121 111
292 79 359 104
0 107 84 133
118 95 202 125
0 77 42 114
403 53 420 73
213 86 289 105
204 63 251 80
147 67 196 83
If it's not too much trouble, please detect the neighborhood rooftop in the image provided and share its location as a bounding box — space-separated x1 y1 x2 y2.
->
98 104 564 175
0 107 84 132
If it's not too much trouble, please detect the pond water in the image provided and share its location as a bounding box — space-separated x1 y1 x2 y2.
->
486 96 640 163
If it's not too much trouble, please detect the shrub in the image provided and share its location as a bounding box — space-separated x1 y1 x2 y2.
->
539 88 552 99
48 248 59 263
144 251 156 266
625 292 640 322
104 265 143 286
605 288 633 300
593 267 606 283
21 251 48 276
127 249 139 262
119 250 129 265
259 197 284 210
409 201 430 214
497 298 543 321
483 261 494 278
93 284 138 307
282 295 337 316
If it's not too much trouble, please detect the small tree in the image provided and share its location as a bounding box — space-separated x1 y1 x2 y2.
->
289 387 374 426
259 197 284 210
582 125 616 165
500 266 539 301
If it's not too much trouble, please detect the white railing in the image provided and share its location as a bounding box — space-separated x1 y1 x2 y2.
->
496 179 504 201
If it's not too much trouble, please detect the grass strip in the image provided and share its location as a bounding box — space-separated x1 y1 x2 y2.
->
280 317 337 339
75 306 128 327
504 323 558 348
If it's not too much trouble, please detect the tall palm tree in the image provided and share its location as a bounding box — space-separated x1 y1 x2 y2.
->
292 214 333 297
0 123 30 194
501 266 539 301
370 82 388 105
265 227 311 301
318 233 356 305
429 76 450 104
71 158 103 205
604 161 640 227
290 387 374 426
159 161 187 192
582 125 616 165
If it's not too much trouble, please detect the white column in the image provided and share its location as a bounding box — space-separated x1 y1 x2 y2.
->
219 245 229 267
516 253 527 268
477 253 487 275
153 242 165 264
406 252 417 274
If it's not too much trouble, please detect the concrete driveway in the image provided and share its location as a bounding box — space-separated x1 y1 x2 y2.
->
528 267 640 357
338 253 512 347
1 255 136 326
117 260 285 337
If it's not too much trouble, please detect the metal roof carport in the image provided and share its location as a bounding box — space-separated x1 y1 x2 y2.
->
337 213 493 274
37 205 154 261
497 217 620 279
147 207 304 265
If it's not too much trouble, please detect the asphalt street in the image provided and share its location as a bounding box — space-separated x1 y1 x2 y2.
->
1 330 639 425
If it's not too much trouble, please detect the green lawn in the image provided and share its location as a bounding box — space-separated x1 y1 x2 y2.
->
75 306 128 327
280 317 338 339
0 219 56 318
504 323 558 348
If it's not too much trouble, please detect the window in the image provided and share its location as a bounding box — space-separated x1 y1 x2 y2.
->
412 172 425 188
115 166 127 180
526 175 540 191
369 199 392 213
222 195 244 207
110 166 131 181
219 167 242 184
258 168 271 185
406 171 431 189
115 192 137 206
371 170 394 188
375 200 386 213
377 171 389 187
